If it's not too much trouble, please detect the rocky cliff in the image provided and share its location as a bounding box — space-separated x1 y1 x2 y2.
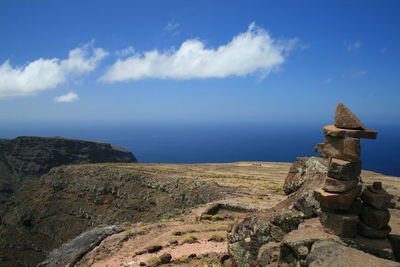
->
0 136 136 176
0 136 137 266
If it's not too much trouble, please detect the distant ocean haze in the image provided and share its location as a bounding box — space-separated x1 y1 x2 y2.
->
1 120 399 177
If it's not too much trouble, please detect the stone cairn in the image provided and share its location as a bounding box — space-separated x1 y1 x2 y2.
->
312 103 391 238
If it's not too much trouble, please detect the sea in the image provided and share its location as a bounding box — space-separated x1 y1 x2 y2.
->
1 120 399 177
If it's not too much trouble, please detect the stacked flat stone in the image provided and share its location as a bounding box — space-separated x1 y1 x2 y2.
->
313 103 378 238
358 181 392 238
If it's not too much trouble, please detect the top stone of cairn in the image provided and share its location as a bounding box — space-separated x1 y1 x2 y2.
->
334 103 366 130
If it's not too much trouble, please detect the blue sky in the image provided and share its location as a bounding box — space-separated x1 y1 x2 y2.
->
0 0 399 124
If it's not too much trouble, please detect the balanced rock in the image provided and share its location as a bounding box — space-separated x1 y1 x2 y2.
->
327 159 361 181
360 184 391 210
323 125 377 139
319 212 358 238
334 103 366 130
313 136 360 162
359 205 391 230
358 221 391 239
323 177 359 193
314 185 361 210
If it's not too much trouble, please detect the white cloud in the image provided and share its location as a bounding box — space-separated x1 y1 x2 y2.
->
346 41 362 52
322 77 333 84
0 41 107 98
100 23 297 82
54 91 79 102
116 46 135 57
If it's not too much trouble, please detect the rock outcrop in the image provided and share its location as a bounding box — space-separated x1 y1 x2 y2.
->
38 225 122 267
227 103 400 266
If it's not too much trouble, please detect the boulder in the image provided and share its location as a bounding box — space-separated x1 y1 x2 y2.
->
228 208 304 267
278 226 338 266
388 234 400 262
283 157 327 195
146 245 163 253
159 253 172 264
323 125 377 139
256 242 280 266
306 240 399 267
334 103 366 130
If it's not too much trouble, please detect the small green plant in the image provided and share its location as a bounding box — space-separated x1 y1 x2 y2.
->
95 224 108 228
136 226 149 235
211 214 225 221
168 239 178 245
147 256 161 265
208 234 224 242
178 255 190 263
172 230 183 236
182 235 198 244
200 214 213 220
124 230 135 238
121 221 132 226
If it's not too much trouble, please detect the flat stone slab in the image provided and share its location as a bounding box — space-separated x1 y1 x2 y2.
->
323 125 377 139
334 103 366 130
358 221 392 238
314 136 360 162
306 240 399 267
314 185 362 210
323 177 359 193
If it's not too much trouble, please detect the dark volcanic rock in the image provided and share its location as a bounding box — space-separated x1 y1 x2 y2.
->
38 225 122 267
360 204 391 230
319 212 358 238
327 158 361 181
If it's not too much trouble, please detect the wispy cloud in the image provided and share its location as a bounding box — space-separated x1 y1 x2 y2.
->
100 23 297 82
54 91 79 102
164 21 180 36
342 68 368 79
381 47 387 53
116 46 135 57
322 77 333 84
345 41 362 52
165 22 180 32
0 41 107 98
